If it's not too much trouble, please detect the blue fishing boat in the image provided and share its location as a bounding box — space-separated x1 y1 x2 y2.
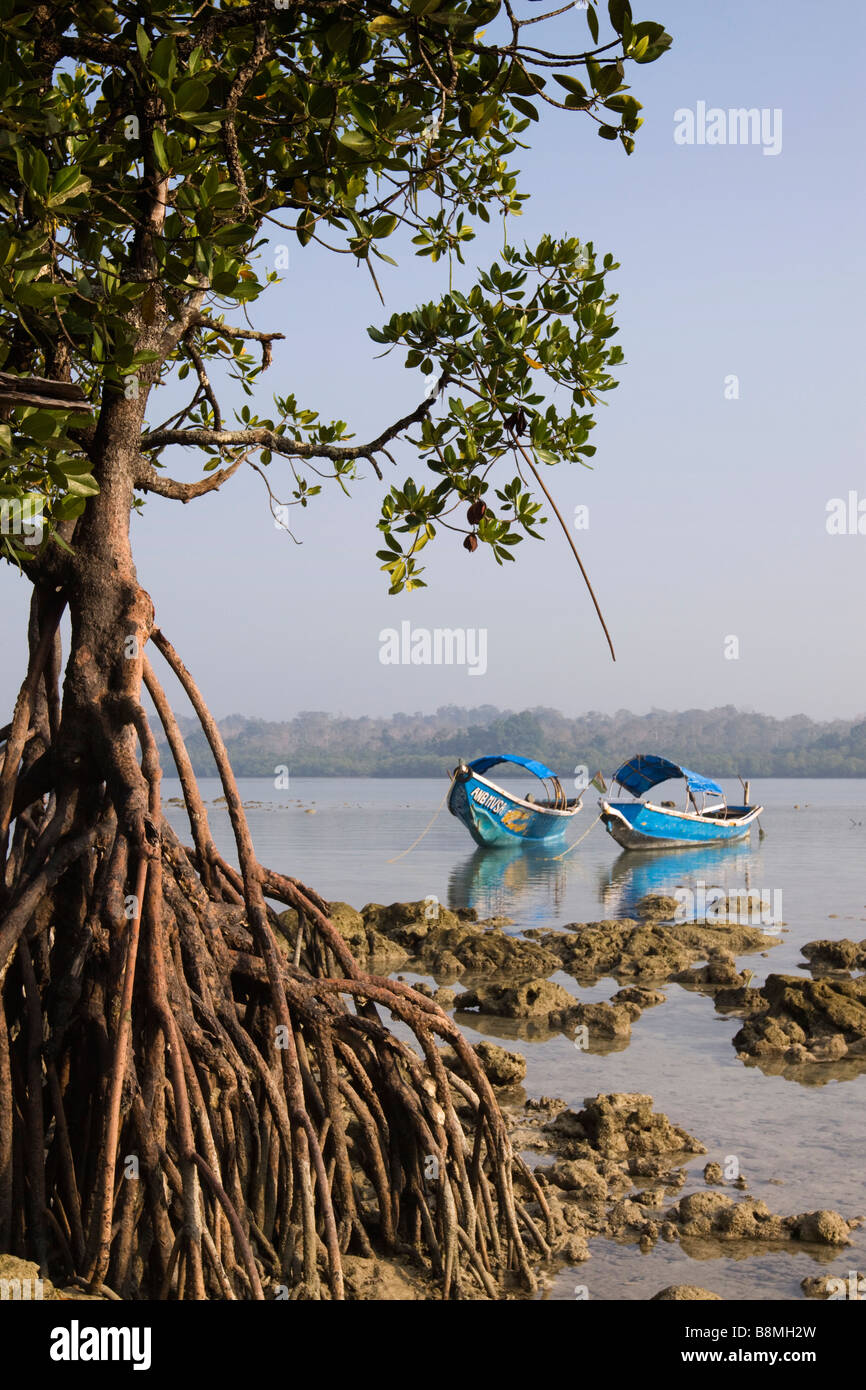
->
448 755 583 848
599 755 762 851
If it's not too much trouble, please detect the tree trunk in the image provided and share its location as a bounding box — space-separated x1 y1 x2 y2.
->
0 418 551 1297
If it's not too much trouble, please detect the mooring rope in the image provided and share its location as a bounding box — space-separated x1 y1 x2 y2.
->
387 770 459 864
551 810 603 861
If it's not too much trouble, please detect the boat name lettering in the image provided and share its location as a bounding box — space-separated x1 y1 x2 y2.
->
471 788 507 815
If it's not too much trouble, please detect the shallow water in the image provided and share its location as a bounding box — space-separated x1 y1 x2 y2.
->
163 776 866 1301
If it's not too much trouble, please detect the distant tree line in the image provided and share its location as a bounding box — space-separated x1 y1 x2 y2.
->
158 705 866 779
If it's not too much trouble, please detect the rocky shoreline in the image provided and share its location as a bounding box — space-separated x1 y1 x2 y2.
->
10 893 860 1302
282 894 866 1071
268 894 866 1298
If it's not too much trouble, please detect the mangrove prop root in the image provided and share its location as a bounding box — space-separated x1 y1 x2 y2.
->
0 620 543 1300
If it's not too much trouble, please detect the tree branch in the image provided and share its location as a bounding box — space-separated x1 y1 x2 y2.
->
224 23 270 214
191 315 285 371
136 458 245 503
185 342 222 431
139 376 449 465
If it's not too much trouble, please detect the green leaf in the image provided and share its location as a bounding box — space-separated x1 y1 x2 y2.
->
369 14 405 33
554 74 589 103
48 167 91 207
595 64 623 97
372 214 398 238
338 130 376 157
212 269 239 295
151 128 169 170
174 79 208 115
510 96 538 121
135 24 151 62
608 0 632 33
57 455 95 475
64 472 100 496
53 494 87 520
30 149 49 199
604 94 642 115
469 95 499 135
150 35 177 83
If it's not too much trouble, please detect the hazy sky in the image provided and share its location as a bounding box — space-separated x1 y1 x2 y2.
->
2 0 864 722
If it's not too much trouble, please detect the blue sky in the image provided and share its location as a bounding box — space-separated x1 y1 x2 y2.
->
2 0 864 722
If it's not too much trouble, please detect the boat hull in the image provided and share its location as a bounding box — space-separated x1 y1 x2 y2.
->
599 799 762 851
448 771 578 848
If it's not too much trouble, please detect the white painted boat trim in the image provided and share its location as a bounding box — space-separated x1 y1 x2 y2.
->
601 799 763 827
472 771 581 819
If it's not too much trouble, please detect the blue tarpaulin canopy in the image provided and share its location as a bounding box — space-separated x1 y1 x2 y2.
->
612 755 723 799
469 754 558 781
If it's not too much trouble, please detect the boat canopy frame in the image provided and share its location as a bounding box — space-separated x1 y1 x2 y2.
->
465 754 570 810
610 755 727 816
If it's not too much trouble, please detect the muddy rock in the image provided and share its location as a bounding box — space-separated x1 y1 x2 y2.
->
668 1192 854 1245
526 1096 567 1114
704 1162 725 1185
455 976 575 1019
652 1284 721 1300
733 974 866 1062
409 980 436 998
422 928 560 979
359 901 558 979
527 919 778 986
628 1156 687 1185
801 1270 865 1300
430 949 463 979
536 1158 609 1201
471 1040 526 1087
454 980 648 1042
674 950 750 990
276 903 411 968
325 901 369 951
635 1189 666 1209
556 1232 591 1263
612 986 666 1009
0 1255 69 1300
361 900 466 950
366 933 411 969
792 1209 855 1245
801 939 866 973
607 1197 653 1234
544 1093 705 1162
434 986 457 1009
278 901 367 953
671 1192 784 1240
635 894 681 921
560 1202 592 1232
341 1254 428 1300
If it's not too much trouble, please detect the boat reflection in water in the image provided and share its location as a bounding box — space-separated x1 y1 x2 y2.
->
598 840 761 921
447 841 570 928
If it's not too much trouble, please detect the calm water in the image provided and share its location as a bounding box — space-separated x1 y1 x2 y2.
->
163 777 866 1301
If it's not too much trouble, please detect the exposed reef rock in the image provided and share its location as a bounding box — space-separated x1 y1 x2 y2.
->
731 973 866 1063
524 918 778 985
801 939 866 973
652 1284 721 1300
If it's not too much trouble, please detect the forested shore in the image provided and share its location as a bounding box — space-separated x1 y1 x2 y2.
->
159 705 866 779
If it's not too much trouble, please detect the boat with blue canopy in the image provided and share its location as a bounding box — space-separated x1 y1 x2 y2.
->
448 755 583 848
599 754 762 851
